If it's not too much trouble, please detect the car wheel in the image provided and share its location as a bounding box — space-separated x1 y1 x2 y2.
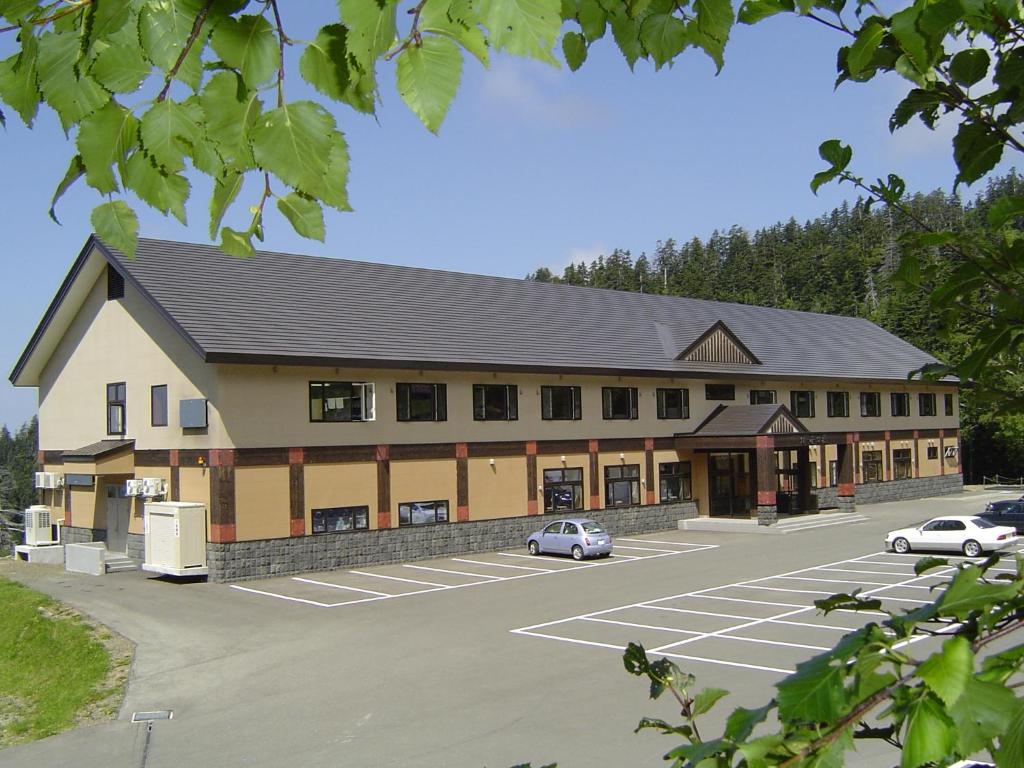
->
571 545 584 561
963 539 983 558
893 537 911 554
528 540 540 556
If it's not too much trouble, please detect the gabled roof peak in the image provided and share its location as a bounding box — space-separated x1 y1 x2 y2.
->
677 321 761 365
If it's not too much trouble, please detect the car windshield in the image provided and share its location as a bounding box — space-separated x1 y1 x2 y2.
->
582 522 606 534
972 517 998 529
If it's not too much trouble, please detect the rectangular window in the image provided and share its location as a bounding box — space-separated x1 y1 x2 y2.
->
790 390 815 418
891 392 910 417
543 467 584 512
828 460 838 487
541 386 582 420
893 448 912 480
398 499 449 526
473 384 518 421
918 392 936 417
656 388 689 419
605 464 640 507
862 450 883 483
945 393 955 416
705 384 735 401
602 387 638 420
826 391 849 418
749 389 776 405
659 462 692 502
151 385 168 427
309 382 375 422
312 506 369 534
927 446 939 460
106 382 126 435
396 383 447 422
809 461 818 489
860 392 881 417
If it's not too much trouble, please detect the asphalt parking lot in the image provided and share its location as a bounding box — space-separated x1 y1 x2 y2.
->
1 489 1021 768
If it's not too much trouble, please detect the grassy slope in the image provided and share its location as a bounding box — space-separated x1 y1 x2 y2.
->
0 577 118 745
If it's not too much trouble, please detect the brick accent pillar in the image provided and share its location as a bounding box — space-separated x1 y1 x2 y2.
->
912 430 920 478
289 447 305 536
836 435 856 515
209 449 236 543
526 441 538 515
819 446 827 489
169 449 180 502
644 437 656 505
456 442 469 522
588 439 600 509
376 444 391 529
884 431 892 481
754 435 777 525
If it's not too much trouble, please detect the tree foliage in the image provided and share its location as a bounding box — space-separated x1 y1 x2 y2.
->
0 416 38 512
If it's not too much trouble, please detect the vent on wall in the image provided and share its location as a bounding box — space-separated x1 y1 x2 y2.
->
677 321 760 365
107 266 125 300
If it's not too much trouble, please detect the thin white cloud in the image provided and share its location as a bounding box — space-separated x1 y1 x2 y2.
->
478 59 609 128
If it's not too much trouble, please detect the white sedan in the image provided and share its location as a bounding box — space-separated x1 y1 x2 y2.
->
885 515 1018 557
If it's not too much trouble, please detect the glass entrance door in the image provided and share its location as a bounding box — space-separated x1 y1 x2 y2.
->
709 452 752 517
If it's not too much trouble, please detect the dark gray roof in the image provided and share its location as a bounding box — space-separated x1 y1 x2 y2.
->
63 439 134 461
87 237 946 382
692 405 805 436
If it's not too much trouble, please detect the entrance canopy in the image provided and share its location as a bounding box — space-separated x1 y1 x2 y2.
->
61 439 135 475
675 404 848 450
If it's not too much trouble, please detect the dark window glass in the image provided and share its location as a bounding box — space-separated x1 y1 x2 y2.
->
749 389 776 405
948 520 966 531
927 446 939 460
398 499 449 526
918 393 936 417
893 448 912 480
541 386 582 420
309 381 374 422
602 387 638 420
828 460 838 487
945 393 955 416
705 384 735 401
473 384 518 421
659 462 692 502
605 464 640 507
106 382 126 435
396 383 447 422
312 506 369 533
107 267 124 300
826 391 849 418
891 392 910 417
809 461 818 488
543 467 584 512
862 450 883 483
860 392 881 417
151 385 168 427
543 522 562 534
791 390 815 418
656 388 689 419
563 522 579 535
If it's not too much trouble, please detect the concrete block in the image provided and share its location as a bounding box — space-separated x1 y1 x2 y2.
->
66 542 107 576
14 544 66 565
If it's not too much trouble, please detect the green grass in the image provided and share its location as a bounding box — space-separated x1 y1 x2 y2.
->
0 577 114 745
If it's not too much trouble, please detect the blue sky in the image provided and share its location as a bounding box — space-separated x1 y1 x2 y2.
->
0 6 995 428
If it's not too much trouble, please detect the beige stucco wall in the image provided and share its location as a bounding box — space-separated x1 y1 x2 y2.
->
233 466 290 541
303 462 378 530
389 459 458 516
536 453 591 511
467 456 527 520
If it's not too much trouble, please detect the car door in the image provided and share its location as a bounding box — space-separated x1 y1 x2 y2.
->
562 522 580 553
540 522 565 553
1009 503 1024 534
916 520 946 549
941 520 968 551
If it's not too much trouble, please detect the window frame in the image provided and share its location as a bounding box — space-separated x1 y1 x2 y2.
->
472 384 519 421
893 448 912 480
826 391 849 418
658 461 692 502
106 382 126 435
790 390 816 418
542 467 584 513
540 385 582 421
602 387 639 420
891 392 910 417
309 381 376 423
656 388 690 420
150 384 168 427
944 393 955 416
312 505 370 534
396 382 447 422
860 392 881 418
862 449 883 483
398 499 449 526
918 392 936 417
604 464 641 507
749 389 776 405
927 445 939 460
705 384 735 401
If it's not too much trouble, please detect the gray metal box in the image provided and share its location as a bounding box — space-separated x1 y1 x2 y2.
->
179 398 208 428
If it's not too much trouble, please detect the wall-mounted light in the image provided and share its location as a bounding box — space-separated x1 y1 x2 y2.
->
197 455 206 466
538 485 543 492
560 455 566 464
640 479 646 486
619 452 625 460
489 458 496 466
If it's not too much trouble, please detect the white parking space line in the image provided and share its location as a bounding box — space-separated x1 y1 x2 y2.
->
230 585 335 608
292 578 392 596
817 567 916 576
613 545 685 554
403 565 504 580
348 570 453 588
451 558 555 572
775 575 895 587
497 552 580 564
616 539 716 548
658 652 793 675
582 617 705 635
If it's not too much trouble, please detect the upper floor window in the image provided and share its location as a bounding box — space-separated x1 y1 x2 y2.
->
826 391 849 418
705 384 735 401
151 385 168 427
602 387 638 420
749 389 776 405
918 392 936 417
473 384 518 421
891 392 910 417
945 393 955 416
657 388 689 419
541 386 582 420
396 383 447 422
861 392 881 417
790 390 815 418
309 381 376 422
106 382 126 435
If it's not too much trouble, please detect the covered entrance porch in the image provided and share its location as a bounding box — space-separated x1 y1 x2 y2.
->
61 439 137 555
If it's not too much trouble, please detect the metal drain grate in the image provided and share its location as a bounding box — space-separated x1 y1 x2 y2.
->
132 710 173 722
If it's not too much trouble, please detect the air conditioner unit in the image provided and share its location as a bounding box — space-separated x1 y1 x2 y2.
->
125 479 144 497
141 478 166 499
24 505 59 546
34 472 64 489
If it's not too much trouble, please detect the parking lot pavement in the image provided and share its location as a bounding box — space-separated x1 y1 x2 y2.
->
510 546 1024 677
229 536 719 608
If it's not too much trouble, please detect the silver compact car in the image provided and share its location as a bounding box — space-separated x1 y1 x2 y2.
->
526 518 613 560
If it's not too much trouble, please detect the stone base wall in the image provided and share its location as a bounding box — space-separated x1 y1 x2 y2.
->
61 525 102 545
815 487 838 509
855 473 963 505
126 533 145 562
208 501 699 582
836 496 856 515
756 505 778 525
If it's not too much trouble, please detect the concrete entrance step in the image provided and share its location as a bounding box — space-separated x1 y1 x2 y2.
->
680 511 870 535
105 554 138 573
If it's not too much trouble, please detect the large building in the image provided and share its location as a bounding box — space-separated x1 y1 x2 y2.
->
10 236 962 580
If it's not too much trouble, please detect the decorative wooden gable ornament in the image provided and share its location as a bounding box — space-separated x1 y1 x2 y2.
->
766 409 803 434
678 321 761 365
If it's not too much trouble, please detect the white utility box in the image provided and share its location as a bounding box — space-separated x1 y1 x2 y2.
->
142 502 208 577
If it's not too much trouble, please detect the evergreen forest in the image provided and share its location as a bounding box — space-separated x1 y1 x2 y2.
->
527 171 1024 483
0 417 38 513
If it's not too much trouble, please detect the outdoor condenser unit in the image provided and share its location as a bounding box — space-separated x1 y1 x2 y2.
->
142 502 208 577
24 505 59 546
